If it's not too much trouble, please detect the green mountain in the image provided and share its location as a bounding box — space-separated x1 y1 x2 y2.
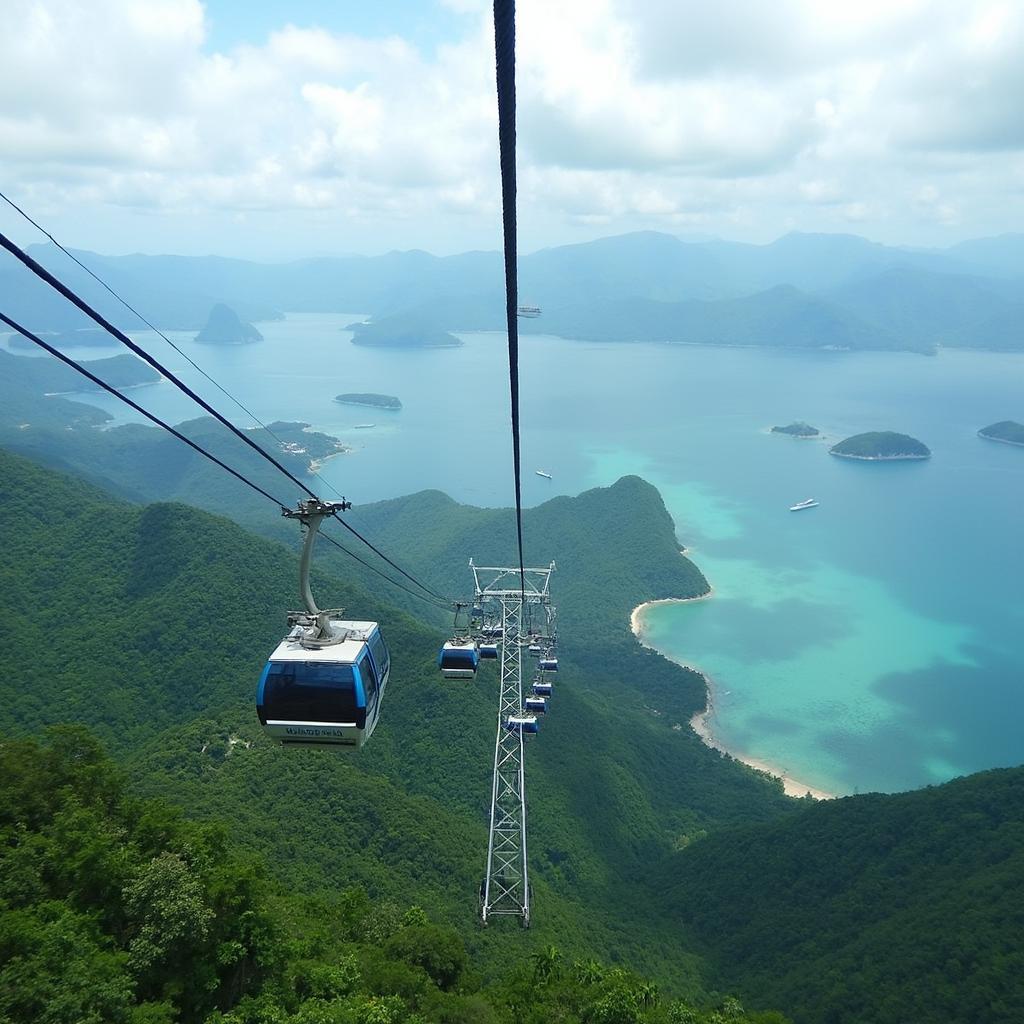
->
0 448 790 992
3 441 1023 1022
654 768 1024 1023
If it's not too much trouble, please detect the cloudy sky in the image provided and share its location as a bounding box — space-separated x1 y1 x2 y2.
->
1 0 1022 259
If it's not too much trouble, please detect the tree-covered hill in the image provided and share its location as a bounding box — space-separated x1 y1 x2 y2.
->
1 728 789 1024
653 768 1024 1024
0 447 793 999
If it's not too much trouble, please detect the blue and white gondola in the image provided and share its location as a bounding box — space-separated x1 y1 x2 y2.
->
479 641 499 659
505 714 539 734
538 654 558 672
532 680 552 697
524 695 547 714
256 619 390 750
439 638 480 678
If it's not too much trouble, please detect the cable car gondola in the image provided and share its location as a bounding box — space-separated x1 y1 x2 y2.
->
256 499 391 750
538 654 558 672
439 638 480 678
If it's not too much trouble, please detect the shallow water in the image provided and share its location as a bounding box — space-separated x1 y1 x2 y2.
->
10 314 1024 794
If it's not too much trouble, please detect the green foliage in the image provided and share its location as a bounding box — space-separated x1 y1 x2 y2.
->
978 420 1024 445
829 431 930 458
655 769 1024 1023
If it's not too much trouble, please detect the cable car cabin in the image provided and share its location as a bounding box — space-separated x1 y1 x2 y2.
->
525 696 547 714
505 714 539 734
538 655 559 672
256 620 390 750
439 639 480 679
532 680 552 697
479 641 499 659
481 623 504 639
527 642 543 656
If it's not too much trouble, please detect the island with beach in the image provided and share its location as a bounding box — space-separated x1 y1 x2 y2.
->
829 431 930 460
978 420 1024 447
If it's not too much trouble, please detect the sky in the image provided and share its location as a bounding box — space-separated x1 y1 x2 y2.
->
1 0 1023 259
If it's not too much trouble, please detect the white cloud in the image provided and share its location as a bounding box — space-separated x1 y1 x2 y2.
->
0 0 1021 255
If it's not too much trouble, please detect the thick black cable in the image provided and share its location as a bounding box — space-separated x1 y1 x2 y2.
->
2 309 448 608
0 311 289 510
0 188 349 503
0 226 318 501
0 227 451 604
493 0 526 598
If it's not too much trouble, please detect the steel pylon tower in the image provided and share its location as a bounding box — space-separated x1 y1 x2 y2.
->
470 560 556 926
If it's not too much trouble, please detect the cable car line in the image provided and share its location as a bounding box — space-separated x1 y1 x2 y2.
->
0 226 451 605
1 310 448 610
0 188 350 506
0 310 289 510
494 0 526 600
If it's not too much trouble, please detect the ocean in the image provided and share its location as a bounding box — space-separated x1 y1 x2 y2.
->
10 313 1024 795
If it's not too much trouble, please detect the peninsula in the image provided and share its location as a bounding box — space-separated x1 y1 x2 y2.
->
335 393 402 411
771 421 819 437
263 421 350 471
978 420 1024 447
830 431 930 460
195 304 263 345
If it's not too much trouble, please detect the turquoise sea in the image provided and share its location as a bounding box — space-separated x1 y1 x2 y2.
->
11 313 1024 795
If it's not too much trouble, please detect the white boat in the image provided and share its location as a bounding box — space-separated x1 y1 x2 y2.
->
353 423 375 429
518 305 542 318
535 470 552 480
789 498 819 511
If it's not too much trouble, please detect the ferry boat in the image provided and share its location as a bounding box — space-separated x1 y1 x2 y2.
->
353 423 375 429
789 498 819 511
535 470 552 480
518 305 542 318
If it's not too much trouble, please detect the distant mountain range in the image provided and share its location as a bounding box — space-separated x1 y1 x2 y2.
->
2 230 1021 353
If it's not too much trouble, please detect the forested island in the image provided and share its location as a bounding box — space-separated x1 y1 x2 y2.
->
195 303 263 345
348 312 461 349
771 421 819 437
978 420 1024 446
830 431 931 460
335 392 403 410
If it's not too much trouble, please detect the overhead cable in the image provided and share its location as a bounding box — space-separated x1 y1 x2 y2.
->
0 227 450 605
2 309 448 609
493 0 527 596
0 188 350 504
0 311 289 510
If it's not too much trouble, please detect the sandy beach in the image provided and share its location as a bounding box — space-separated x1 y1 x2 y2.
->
630 594 837 801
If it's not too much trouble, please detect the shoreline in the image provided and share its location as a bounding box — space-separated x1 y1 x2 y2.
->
829 450 929 461
630 594 837 801
308 448 351 473
978 431 1024 447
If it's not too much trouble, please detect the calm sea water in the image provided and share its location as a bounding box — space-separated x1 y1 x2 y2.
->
10 313 1024 795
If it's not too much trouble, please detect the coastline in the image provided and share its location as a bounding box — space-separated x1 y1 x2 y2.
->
308 448 351 473
829 450 929 461
630 594 837 801
978 431 1024 447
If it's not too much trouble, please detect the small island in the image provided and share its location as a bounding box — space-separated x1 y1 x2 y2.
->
195 304 263 345
347 312 461 349
830 431 931 460
335 393 402 411
978 421 1024 447
771 421 819 437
